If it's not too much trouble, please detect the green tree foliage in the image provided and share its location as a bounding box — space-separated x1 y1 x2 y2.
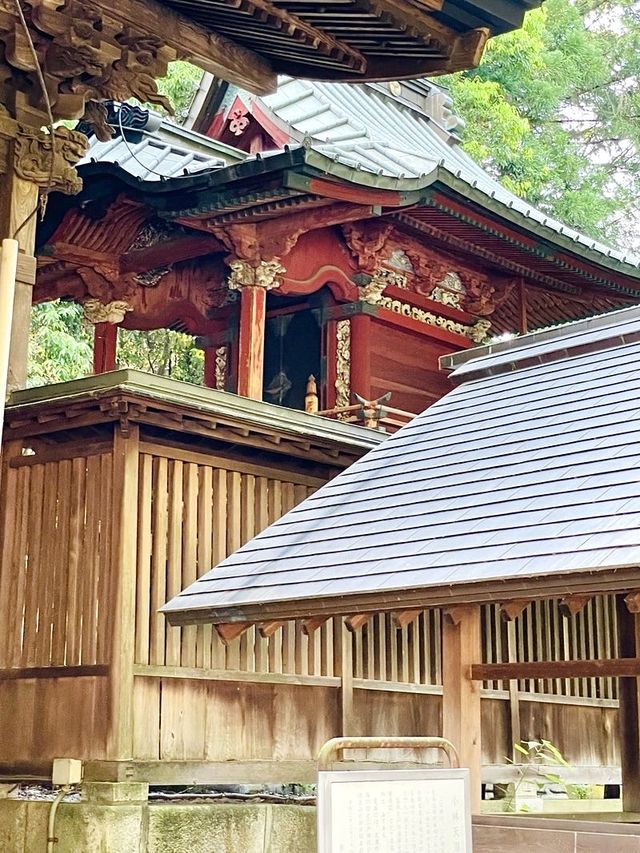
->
153 60 203 121
117 327 204 384
443 0 640 244
28 301 93 387
28 302 203 388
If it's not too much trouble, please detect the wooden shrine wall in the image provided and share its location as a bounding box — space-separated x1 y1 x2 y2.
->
367 317 454 413
0 421 621 780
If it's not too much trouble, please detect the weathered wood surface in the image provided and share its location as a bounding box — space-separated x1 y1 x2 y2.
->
0 399 628 780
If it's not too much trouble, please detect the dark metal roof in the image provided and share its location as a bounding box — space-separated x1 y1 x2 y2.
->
163 304 640 625
78 102 244 180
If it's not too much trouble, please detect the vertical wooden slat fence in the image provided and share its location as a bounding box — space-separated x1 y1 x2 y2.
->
0 404 623 779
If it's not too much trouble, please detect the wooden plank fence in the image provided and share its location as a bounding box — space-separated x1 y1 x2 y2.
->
0 424 622 779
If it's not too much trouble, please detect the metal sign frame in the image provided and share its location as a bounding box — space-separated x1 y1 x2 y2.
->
317 737 472 853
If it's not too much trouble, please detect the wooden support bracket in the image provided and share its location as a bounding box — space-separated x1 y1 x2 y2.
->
443 605 468 626
345 614 371 633
625 592 640 614
302 616 329 636
500 600 530 621
258 621 284 638
560 595 592 617
392 609 422 629
215 622 251 645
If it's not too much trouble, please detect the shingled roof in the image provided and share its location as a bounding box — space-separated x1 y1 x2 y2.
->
163 305 640 626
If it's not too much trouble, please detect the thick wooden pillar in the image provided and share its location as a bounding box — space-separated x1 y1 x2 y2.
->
616 595 640 811
228 258 284 401
237 285 267 400
0 146 38 393
442 604 482 813
349 313 371 400
107 423 140 759
93 323 118 374
0 118 86 392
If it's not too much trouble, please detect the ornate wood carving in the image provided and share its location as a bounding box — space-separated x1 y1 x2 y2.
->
342 221 393 274
214 345 228 391
82 297 132 324
227 258 285 290
335 318 351 410
378 295 491 343
342 220 516 319
0 112 88 195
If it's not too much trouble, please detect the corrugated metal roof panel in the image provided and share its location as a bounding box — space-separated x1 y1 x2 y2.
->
162 306 640 623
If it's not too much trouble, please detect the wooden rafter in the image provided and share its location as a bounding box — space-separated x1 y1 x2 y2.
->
87 0 277 95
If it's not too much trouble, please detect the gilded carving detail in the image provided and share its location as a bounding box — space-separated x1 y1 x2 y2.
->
379 296 491 343
82 298 132 324
227 258 285 291
335 319 351 414
215 346 228 391
14 125 88 195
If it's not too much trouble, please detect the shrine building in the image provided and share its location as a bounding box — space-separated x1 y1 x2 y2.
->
2 76 640 834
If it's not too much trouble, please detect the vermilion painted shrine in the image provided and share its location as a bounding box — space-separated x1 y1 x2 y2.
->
1 76 639 801
3 72 640 846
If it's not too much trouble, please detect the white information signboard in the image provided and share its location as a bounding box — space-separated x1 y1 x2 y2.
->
318 768 472 853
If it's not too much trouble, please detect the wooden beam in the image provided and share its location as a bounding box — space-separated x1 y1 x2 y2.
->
215 622 251 645
472 658 640 681
442 604 482 813
500 600 529 622
119 235 224 273
616 596 640 811
392 609 421 629
88 0 276 95
302 616 328 636
559 595 592 617
345 614 371 632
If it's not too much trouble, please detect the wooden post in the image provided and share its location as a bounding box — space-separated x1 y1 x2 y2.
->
236 286 266 399
506 619 521 759
0 117 87 392
616 595 640 811
334 616 354 736
350 313 371 400
93 323 118 374
0 148 38 393
0 240 18 448
107 423 140 759
229 259 283 400
442 604 482 813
